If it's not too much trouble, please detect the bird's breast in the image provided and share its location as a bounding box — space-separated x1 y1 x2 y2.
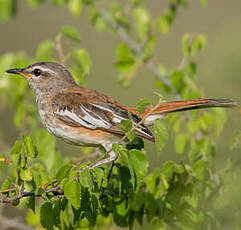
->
36 97 121 146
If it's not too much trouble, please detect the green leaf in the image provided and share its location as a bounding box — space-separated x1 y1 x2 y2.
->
200 0 207 7
32 173 42 193
188 142 201 163
53 200 61 226
193 160 206 180
34 129 62 174
153 119 168 152
115 43 138 76
170 70 185 92
136 98 151 115
79 169 94 190
26 209 39 227
144 168 161 195
141 35 155 61
155 78 171 93
129 190 144 212
23 135 38 158
182 33 191 55
127 149 148 189
126 136 144 150
120 119 135 142
120 119 133 132
72 49 91 75
0 0 16 22
40 202 54 230
88 6 106 31
133 7 150 40
68 0 82 16
174 133 188 154
145 192 157 221
115 60 136 74
27 196 35 213
162 161 175 181
111 2 129 31
51 0 65 6
61 25 81 42
1 179 11 191
11 140 22 155
157 16 169 34
56 163 72 184
157 4 177 34
116 43 133 60
64 180 81 209
27 0 44 8
191 34 206 55
92 167 105 189
70 65 86 86
36 40 54 62
20 168 32 181
182 33 206 56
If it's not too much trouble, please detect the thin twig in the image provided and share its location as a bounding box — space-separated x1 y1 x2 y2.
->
0 184 63 204
98 7 173 91
55 33 66 66
177 33 197 70
0 157 12 163
0 187 17 193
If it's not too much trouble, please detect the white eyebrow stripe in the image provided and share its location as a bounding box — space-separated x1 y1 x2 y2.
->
29 66 57 76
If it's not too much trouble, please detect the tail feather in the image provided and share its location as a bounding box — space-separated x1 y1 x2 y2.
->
149 98 236 115
127 98 236 125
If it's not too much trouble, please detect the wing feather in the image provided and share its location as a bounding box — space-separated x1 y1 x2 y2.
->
52 89 154 142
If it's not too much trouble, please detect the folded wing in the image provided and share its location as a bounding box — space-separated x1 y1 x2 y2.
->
51 89 154 142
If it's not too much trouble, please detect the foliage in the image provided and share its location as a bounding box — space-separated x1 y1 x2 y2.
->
0 0 239 230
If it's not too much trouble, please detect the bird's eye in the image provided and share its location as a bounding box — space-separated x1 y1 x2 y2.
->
33 68 41 77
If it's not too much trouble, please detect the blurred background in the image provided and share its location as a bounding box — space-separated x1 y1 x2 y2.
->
0 0 240 228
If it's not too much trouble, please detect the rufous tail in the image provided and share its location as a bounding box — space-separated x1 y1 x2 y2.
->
129 98 236 125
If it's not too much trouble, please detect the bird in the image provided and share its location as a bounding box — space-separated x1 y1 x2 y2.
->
6 62 236 168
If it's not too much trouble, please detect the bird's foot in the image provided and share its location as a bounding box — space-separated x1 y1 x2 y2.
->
88 144 118 169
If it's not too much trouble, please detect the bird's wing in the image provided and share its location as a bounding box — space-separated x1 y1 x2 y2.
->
51 87 154 142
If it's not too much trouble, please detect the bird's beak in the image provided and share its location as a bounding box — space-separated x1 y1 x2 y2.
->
5 68 32 79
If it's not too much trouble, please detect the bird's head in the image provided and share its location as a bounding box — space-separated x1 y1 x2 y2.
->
6 62 76 96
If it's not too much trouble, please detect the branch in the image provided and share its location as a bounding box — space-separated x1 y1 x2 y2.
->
0 157 12 163
55 33 66 66
98 7 173 91
0 184 63 204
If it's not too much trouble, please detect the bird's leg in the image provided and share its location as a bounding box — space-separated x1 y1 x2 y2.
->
88 144 117 169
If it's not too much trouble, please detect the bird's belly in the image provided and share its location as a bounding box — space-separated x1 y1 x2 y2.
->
49 124 121 146
38 109 121 146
